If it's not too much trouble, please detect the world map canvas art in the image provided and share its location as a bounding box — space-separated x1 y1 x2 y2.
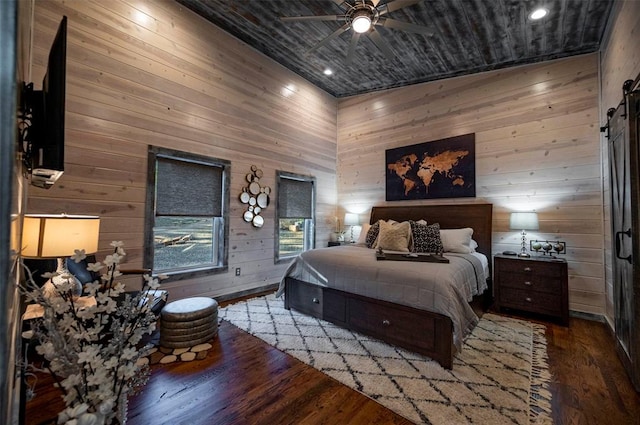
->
386 134 476 201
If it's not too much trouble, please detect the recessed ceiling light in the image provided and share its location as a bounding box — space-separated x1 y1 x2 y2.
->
529 7 548 20
323 68 333 76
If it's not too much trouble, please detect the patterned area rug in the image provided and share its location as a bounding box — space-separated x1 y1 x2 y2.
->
219 294 553 425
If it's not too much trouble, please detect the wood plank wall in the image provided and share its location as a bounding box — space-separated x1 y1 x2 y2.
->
337 54 604 316
26 0 338 299
599 1 640 326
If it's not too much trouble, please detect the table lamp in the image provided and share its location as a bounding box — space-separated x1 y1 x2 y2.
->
509 212 539 258
344 213 360 243
21 214 100 297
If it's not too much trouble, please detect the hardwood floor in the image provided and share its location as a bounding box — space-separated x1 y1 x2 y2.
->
23 297 640 425
546 318 640 425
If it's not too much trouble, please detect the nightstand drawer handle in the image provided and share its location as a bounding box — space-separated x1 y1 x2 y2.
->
382 319 391 326
312 298 319 304
523 267 532 272
524 281 532 286
525 297 532 302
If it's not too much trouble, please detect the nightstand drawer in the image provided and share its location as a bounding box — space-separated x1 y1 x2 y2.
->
497 258 562 278
499 287 563 316
497 273 562 294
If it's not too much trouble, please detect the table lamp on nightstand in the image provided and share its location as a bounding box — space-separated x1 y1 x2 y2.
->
509 212 539 258
344 213 360 243
21 214 100 297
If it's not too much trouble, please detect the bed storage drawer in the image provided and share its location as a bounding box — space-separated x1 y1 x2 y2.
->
285 278 323 318
348 296 437 352
284 278 454 368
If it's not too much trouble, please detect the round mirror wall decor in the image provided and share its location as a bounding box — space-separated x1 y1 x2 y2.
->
239 165 271 227
239 191 250 203
252 215 264 228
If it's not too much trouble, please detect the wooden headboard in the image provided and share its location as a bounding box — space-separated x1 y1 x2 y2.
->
370 203 493 259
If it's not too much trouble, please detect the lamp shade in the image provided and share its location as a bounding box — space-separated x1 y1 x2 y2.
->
22 214 100 258
509 212 539 231
344 213 359 226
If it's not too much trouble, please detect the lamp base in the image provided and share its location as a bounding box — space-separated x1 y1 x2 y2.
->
42 257 83 298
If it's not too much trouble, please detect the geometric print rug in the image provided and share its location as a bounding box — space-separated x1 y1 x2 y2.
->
219 293 553 425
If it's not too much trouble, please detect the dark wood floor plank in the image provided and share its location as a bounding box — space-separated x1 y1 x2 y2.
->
545 318 640 425
24 299 640 425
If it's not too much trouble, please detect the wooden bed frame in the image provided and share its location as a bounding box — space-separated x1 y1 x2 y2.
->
284 203 493 369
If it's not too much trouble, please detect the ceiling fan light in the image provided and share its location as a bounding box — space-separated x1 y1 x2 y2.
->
352 15 371 33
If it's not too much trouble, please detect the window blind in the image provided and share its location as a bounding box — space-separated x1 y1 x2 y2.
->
156 157 222 216
278 178 313 218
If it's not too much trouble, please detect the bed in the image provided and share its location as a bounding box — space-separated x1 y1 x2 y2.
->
279 203 493 369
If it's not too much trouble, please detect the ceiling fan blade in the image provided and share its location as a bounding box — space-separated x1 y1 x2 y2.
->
378 0 423 15
345 32 362 65
307 23 351 54
377 17 432 35
280 15 343 22
331 0 352 11
367 28 395 60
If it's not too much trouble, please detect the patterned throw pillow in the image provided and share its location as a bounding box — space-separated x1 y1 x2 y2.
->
365 221 381 248
375 220 412 252
410 221 444 254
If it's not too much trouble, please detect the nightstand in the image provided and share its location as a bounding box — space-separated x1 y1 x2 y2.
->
493 254 569 325
328 241 350 247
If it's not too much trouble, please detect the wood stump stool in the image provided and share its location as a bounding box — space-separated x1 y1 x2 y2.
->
160 297 218 348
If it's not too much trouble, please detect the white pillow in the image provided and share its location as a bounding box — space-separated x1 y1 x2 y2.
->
440 228 474 253
356 223 371 245
470 239 478 252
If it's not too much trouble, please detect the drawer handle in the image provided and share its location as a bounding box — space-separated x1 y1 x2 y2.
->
382 319 391 326
312 297 319 304
523 267 532 272
524 281 532 286
525 297 532 302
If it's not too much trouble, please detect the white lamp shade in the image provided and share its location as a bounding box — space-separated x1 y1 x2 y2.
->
509 212 539 231
22 214 100 258
344 213 359 226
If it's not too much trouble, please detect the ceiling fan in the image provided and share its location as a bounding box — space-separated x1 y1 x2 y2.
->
280 0 432 64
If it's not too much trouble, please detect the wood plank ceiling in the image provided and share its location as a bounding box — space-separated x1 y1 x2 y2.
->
176 0 613 98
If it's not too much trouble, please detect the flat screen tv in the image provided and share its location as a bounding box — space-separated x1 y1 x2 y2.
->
21 16 67 189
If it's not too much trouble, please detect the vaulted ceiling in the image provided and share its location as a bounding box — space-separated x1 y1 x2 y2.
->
176 0 614 98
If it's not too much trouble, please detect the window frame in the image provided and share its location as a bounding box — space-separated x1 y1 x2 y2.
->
144 146 230 281
274 171 316 264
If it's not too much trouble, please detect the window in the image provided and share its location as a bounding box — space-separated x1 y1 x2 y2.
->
275 171 315 263
145 147 230 279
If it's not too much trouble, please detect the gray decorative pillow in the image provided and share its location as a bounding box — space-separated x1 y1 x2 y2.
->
365 221 381 248
410 221 444 254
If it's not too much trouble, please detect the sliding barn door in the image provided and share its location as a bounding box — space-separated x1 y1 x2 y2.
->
608 87 640 391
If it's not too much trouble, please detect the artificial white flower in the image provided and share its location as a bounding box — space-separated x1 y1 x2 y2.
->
21 241 162 424
86 262 103 273
97 399 115 415
71 249 87 263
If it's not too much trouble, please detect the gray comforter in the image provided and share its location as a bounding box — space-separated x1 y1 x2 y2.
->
277 244 489 350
